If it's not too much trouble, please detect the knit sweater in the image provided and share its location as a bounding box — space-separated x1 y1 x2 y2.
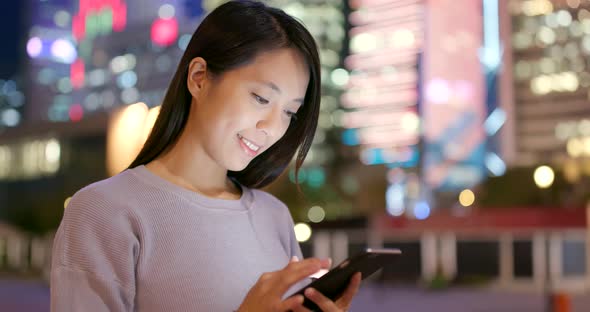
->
50 165 304 311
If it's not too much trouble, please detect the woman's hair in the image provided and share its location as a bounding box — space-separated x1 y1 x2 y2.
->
128 0 321 189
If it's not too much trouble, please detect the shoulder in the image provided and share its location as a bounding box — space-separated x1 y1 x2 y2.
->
249 188 294 221
250 188 287 209
58 170 143 257
75 168 139 199
65 169 141 221
54 171 142 283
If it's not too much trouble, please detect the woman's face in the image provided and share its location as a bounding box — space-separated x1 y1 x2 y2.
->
187 48 310 172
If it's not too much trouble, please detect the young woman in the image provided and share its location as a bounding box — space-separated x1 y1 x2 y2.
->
50 1 361 311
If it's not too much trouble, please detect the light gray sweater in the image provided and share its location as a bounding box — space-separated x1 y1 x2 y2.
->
50 165 304 311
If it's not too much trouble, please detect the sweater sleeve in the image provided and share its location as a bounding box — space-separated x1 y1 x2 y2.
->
50 187 140 312
280 201 308 300
282 203 303 260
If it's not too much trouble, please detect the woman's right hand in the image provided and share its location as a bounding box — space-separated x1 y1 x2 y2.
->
236 257 331 312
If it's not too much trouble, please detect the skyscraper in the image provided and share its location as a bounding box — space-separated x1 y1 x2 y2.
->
510 0 590 166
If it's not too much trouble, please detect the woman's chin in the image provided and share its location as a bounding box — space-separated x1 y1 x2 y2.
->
227 160 250 172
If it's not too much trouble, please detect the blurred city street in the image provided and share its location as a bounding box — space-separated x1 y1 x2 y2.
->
0 278 50 312
2 278 590 312
351 284 590 312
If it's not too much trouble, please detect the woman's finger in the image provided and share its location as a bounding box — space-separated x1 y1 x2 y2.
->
273 258 329 295
280 294 305 312
290 301 312 312
335 272 362 308
304 288 339 312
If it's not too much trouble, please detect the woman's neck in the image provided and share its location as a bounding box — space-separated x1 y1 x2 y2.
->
145 137 242 200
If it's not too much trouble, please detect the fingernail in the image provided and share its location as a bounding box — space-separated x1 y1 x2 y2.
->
297 295 304 303
305 288 315 296
291 256 299 262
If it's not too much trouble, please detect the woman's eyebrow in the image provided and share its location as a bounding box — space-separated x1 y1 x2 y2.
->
259 81 304 104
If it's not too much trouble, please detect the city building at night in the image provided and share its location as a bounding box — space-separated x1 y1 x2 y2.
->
510 0 590 168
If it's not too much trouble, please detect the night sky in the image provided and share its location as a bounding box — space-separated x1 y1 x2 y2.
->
0 1 24 79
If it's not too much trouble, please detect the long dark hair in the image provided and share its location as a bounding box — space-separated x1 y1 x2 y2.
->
128 1 320 189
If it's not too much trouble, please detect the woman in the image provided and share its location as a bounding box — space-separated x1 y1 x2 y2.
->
50 1 361 311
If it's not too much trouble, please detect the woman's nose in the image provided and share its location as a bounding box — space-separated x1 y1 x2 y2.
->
256 105 284 138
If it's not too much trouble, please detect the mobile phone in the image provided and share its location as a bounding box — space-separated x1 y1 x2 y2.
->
290 248 401 311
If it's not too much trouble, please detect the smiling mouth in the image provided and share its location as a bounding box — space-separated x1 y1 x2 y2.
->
237 133 261 155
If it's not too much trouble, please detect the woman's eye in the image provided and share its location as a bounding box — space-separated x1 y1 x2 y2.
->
252 93 269 104
285 110 298 120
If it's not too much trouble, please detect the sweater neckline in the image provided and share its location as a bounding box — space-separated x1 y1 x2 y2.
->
129 165 253 211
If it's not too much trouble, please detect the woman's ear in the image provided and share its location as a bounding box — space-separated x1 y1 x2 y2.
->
187 57 208 98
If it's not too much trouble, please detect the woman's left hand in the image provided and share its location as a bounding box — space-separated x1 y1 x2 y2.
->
293 272 362 312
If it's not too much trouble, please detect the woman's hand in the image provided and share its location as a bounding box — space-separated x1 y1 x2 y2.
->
294 272 362 312
237 257 331 312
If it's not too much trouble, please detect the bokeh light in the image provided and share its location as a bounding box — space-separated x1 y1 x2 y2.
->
414 201 431 220
158 4 175 19
151 17 178 47
45 139 61 164
68 104 84 122
54 10 71 28
64 197 72 209
307 206 326 223
50 39 77 64
386 183 405 216
294 223 312 242
459 189 475 207
1 109 21 127
178 34 191 50
27 37 43 58
533 165 555 188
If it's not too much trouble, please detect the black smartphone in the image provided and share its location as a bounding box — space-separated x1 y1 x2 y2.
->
290 248 401 311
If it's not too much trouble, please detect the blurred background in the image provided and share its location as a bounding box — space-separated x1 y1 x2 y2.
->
1 0 590 311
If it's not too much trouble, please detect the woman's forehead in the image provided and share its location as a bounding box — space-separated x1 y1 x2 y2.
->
231 49 310 90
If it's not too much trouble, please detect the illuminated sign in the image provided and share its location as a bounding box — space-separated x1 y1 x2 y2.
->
72 0 128 41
